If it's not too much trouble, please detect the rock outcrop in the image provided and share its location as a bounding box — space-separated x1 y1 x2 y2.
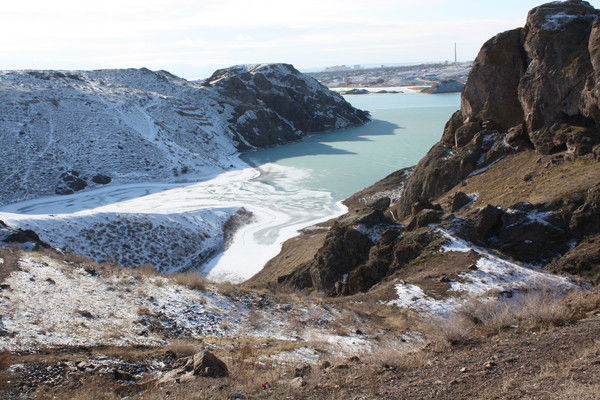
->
157 351 228 384
255 1 600 295
0 64 369 206
398 0 600 219
0 221 49 250
421 79 465 94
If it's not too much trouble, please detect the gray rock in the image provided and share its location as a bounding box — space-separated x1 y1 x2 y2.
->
421 79 465 94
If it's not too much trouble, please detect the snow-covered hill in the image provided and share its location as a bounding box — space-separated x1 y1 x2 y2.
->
0 64 369 206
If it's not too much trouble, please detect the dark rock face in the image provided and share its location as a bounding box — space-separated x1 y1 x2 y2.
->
406 209 444 230
55 170 87 195
344 230 431 295
461 28 527 131
1 222 49 250
396 131 511 219
451 192 474 212
309 225 374 295
453 202 573 263
91 174 112 185
206 64 370 149
397 1 600 218
521 1 599 134
570 183 600 237
4 229 44 245
548 235 600 282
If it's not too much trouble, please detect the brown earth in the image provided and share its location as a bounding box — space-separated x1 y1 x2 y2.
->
4 310 600 399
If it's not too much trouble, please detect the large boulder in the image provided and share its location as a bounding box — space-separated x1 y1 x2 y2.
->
520 1 600 134
570 184 600 237
157 351 228 385
460 28 526 131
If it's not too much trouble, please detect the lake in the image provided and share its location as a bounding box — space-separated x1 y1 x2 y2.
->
0 92 460 281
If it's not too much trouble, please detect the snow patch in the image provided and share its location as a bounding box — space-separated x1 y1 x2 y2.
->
386 230 576 315
387 283 459 315
0 256 249 351
542 11 597 31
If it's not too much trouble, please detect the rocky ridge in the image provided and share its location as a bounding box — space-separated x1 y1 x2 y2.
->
249 1 600 303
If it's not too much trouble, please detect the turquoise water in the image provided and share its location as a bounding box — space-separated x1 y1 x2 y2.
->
1 91 461 281
243 92 460 200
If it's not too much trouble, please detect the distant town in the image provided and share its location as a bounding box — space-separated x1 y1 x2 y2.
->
308 61 472 92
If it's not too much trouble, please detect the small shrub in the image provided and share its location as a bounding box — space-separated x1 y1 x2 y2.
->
459 290 573 333
359 342 426 371
134 263 159 278
427 314 475 347
170 272 206 291
425 289 580 346
165 340 202 358
137 306 154 317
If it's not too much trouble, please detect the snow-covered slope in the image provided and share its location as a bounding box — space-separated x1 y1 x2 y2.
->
0 251 403 355
0 64 369 206
2 208 246 273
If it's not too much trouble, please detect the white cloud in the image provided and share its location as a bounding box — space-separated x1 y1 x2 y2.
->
0 0 580 78
235 34 254 41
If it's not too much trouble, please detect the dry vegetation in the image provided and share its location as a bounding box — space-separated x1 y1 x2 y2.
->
425 288 600 348
4 286 600 400
438 150 600 210
4 245 600 399
169 271 207 291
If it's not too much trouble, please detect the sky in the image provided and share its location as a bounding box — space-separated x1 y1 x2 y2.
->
2 0 600 79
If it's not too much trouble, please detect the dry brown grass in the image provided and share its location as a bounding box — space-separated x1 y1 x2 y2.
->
169 272 207 291
137 306 154 317
425 289 594 347
164 339 203 358
214 281 247 298
460 291 574 333
358 343 428 371
556 382 600 400
438 150 600 211
133 263 160 277
0 246 20 282
426 314 476 347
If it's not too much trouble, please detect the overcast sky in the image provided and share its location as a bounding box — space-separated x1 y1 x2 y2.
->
2 0 599 79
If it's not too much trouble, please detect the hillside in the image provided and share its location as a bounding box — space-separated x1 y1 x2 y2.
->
248 0 600 307
0 64 368 206
0 64 368 275
3 2 600 399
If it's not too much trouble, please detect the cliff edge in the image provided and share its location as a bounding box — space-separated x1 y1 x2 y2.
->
247 1 600 300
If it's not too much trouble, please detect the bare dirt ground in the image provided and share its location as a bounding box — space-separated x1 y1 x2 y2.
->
2 304 600 399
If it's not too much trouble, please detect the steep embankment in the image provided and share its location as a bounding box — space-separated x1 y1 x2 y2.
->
0 63 368 206
248 1 600 308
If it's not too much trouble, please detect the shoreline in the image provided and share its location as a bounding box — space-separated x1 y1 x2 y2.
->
0 161 350 283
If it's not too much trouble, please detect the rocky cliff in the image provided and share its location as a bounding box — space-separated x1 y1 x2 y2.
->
248 1 600 298
398 0 600 218
0 64 368 206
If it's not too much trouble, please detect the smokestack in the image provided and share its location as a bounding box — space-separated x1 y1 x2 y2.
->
454 43 457 64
